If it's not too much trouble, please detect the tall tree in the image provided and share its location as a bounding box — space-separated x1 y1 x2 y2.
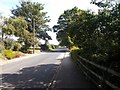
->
53 7 82 48
11 0 51 41
53 7 96 49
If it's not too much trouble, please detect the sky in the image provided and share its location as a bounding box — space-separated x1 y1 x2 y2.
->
0 0 99 45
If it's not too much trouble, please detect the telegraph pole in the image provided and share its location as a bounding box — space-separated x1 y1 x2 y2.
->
33 19 35 54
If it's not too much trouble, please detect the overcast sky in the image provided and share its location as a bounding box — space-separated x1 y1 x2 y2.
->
0 0 99 45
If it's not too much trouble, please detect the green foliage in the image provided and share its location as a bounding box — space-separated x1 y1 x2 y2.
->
53 7 92 48
50 44 58 49
70 46 80 60
2 50 16 60
2 17 27 38
47 44 53 50
0 38 4 53
40 44 55 51
12 17 28 38
11 0 51 40
40 44 49 51
2 16 33 51
2 18 15 35
10 0 52 50
37 31 52 42
4 39 15 50
47 44 58 50
1 1 51 52
54 2 120 69
13 42 22 51
70 46 79 51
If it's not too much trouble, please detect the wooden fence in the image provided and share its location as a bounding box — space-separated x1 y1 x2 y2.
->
75 56 120 89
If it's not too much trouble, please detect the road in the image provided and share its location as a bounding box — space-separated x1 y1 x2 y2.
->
0 50 96 89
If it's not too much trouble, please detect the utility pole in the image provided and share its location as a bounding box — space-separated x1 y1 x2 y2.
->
33 18 35 54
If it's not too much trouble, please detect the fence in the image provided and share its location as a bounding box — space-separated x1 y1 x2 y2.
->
75 56 120 89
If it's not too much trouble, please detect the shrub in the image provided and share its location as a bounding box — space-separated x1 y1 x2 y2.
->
70 46 79 51
48 44 53 50
2 50 16 60
40 44 49 51
13 42 22 51
70 46 80 60
4 39 15 50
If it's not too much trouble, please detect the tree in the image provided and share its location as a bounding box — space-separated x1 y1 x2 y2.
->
53 7 83 48
37 31 52 45
91 0 120 64
11 0 51 40
53 7 97 50
2 17 15 37
1 16 36 50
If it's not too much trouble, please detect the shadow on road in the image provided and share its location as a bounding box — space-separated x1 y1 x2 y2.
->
1 56 96 89
1 64 59 89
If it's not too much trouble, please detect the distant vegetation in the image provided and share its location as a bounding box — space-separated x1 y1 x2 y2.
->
40 44 58 51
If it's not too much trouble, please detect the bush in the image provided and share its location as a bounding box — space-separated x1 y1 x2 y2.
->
4 39 15 50
40 44 49 51
2 50 16 60
48 44 53 50
70 46 80 60
13 42 22 51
